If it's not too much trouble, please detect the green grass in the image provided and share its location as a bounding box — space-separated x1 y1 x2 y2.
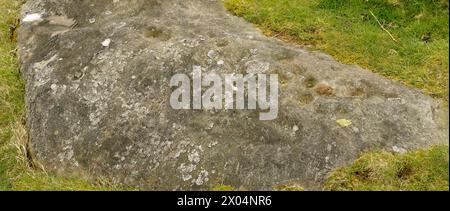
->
0 0 24 190
0 0 135 191
325 145 449 191
224 0 449 98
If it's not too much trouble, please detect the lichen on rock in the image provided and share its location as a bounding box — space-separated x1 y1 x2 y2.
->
17 0 448 190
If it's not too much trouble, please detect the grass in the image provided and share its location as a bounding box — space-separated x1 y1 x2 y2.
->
224 0 449 98
0 0 135 191
325 145 449 191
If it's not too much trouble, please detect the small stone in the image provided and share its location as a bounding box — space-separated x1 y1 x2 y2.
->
102 39 111 47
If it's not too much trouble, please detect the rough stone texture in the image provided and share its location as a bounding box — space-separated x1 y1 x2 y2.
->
18 0 448 190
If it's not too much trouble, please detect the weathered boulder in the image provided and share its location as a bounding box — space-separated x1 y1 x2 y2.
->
18 0 448 190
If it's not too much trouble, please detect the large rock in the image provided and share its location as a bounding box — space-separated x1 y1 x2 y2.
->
18 0 448 190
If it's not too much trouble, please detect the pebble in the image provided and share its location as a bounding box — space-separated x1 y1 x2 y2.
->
102 39 111 47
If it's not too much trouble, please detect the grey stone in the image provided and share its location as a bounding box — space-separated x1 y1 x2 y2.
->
18 0 448 190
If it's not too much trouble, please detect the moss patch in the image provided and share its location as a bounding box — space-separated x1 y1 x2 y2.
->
274 184 305 191
210 184 236 191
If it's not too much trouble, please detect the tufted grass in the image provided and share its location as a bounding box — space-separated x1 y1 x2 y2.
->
325 145 449 191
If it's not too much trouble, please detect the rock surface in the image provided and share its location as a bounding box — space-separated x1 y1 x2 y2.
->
18 0 448 190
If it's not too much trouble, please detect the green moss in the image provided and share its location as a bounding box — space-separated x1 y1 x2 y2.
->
325 145 449 191
274 184 305 191
224 0 449 98
210 184 236 191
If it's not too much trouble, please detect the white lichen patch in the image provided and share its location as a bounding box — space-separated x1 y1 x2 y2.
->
32 55 59 87
176 144 207 184
88 18 96 24
392 146 407 154
208 141 218 148
56 143 78 167
23 13 43 23
180 38 200 48
47 15 75 27
89 112 101 126
50 84 67 98
245 60 270 74
188 150 200 163
207 50 217 59
178 163 196 181
102 38 112 47
194 170 209 186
